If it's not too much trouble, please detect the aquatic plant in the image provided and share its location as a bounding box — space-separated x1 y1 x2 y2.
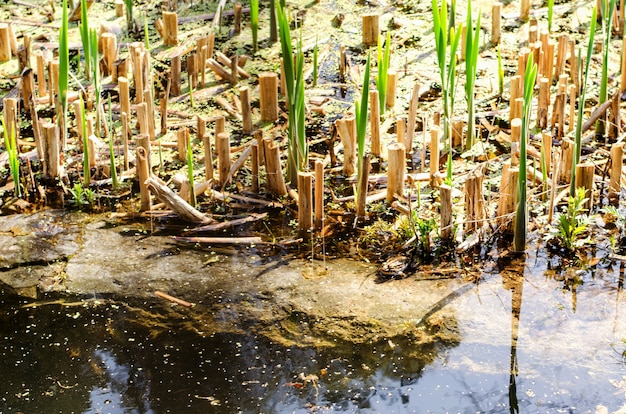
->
277 3 307 184
497 44 504 96
69 182 96 209
250 0 259 52
554 187 589 250
571 7 597 197
598 0 616 136
79 96 90 186
547 0 555 32
58 0 69 144
1 118 21 197
355 52 371 202
89 27 101 136
107 95 118 189
513 54 537 252
312 36 318 88
464 3 481 150
79 0 91 79
376 32 391 116
124 0 133 32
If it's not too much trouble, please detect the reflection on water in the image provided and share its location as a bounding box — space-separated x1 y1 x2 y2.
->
1 252 626 413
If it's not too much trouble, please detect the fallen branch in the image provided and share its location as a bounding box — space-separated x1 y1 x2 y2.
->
171 236 263 244
185 212 268 233
145 176 212 224
155 290 193 307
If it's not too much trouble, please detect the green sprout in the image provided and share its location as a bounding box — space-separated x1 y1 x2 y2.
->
79 0 90 79
464 4 481 150
497 44 504 96
58 0 69 145
355 52 371 202
250 0 259 52
554 187 590 250
79 96 90 186
312 35 318 88
547 0 555 32
513 55 538 252
376 31 391 116
597 0 616 136
124 0 133 32
1 118 21 197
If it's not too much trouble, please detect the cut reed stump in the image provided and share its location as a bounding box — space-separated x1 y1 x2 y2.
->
162 11 178 46
337 117 356 176
315 160 324 230
259 72 278 123
440 184 453 240
298 172 313 233
387 142 406 203
145 176 212 224
575 163 595 211
217 132 231 188
356 155 370 219
491 2 502 44
610 142 624 195
362 14 379 46
136 147 151 212
429 126 441 187
464 169 486 233
263 138 288 196
0 24 11 62
41 122 60 178
370 89 381 157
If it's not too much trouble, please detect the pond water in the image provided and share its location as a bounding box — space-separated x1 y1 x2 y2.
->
1 249 626 413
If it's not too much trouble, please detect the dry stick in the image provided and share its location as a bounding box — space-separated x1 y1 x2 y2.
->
146 176 211 223
215 51 251 79
370 89 381 157
464 170 485 233
315 159 324 230
3 97 18 151
17 34 30 74
143 89 156 140
407 83 420 151
240 86 253 134
36 53 47 99
177 127 188 161
171 55 181 96
21 68 42 157
298 172 313 233
440 184 453 240
552 93 565 139
101 32 117 76
520 0 530 21
187 213 267 233
582 99 613 133
610 142 625 194
200 45 208 88
554 34 569 81
251 141 259 193
41 122 60 178
0 24 11 62
337 118 356 176
217 132 231 188
136 146 151 211
254 128 264 167
609 90 621 140
387 142 406 203
356 155 370 219
542 131 552 175
187 53 197 90
452 119 464 148
396 117 406 145
233 2 243 34
496 161 512 227
263 138 288 196
230 54 239 87
429 126 440 187
112 58 127 83
386 69 397 110
155 291 192 307
172 236 262 244
362 14 379 46
509 76 521 122
575 163 595 210
206 58 233 83
223 143 252 186
621 35 626 93
163 11 178 46
492 2 502 44
259 72 278 122
538 77 549 129
569 39 578 92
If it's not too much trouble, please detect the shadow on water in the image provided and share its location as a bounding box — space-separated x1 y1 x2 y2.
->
2 247 626 413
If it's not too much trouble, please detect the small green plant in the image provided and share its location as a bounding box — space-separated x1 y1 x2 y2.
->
554 187 590 250
414 216 437 256
513 54 537 252
571 6 597 197
376 32 391 116
277 3 307 184
464 3 481 150
69 182 97 209
250 0 259 52
1 118 21 197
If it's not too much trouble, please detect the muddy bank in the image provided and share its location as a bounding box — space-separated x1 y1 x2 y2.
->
0 210 466 348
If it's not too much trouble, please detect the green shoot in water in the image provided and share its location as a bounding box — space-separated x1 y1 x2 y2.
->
464 3 481 150
79 96 90 186
186 133 196 207
547 0 555 32
571 6 597 197
497 44 504 96
124 0 133 32
598 0 616 136
355 52 371 202
1 118 21 197
58 0 69 145
89 27 100 136
79 0 90 79
554 187 589 250
107 95 118 189
312 35 318 88
144 15 150 50
513 54 538 252
376 32 391 116
250 0 259 52
277 3 307 185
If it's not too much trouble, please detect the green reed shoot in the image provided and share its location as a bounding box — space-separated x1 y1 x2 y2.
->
377 32 391 116
1 118 21 197
355 52 371 200
79 96 90 186
79 0 90 79
571 7 597 197
124 0 133 31
59 0 69 143
144 16 150 50
497 44 504 96
547 0 555 32
277 3 307 184
312 36 318 88
598 0 616 136
107 95 118 188
186 133 196 207
513 55 537 252
89 27 101 136
555 187 589 250
464 4 481 150
250 0 259 52
432 0 461 143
